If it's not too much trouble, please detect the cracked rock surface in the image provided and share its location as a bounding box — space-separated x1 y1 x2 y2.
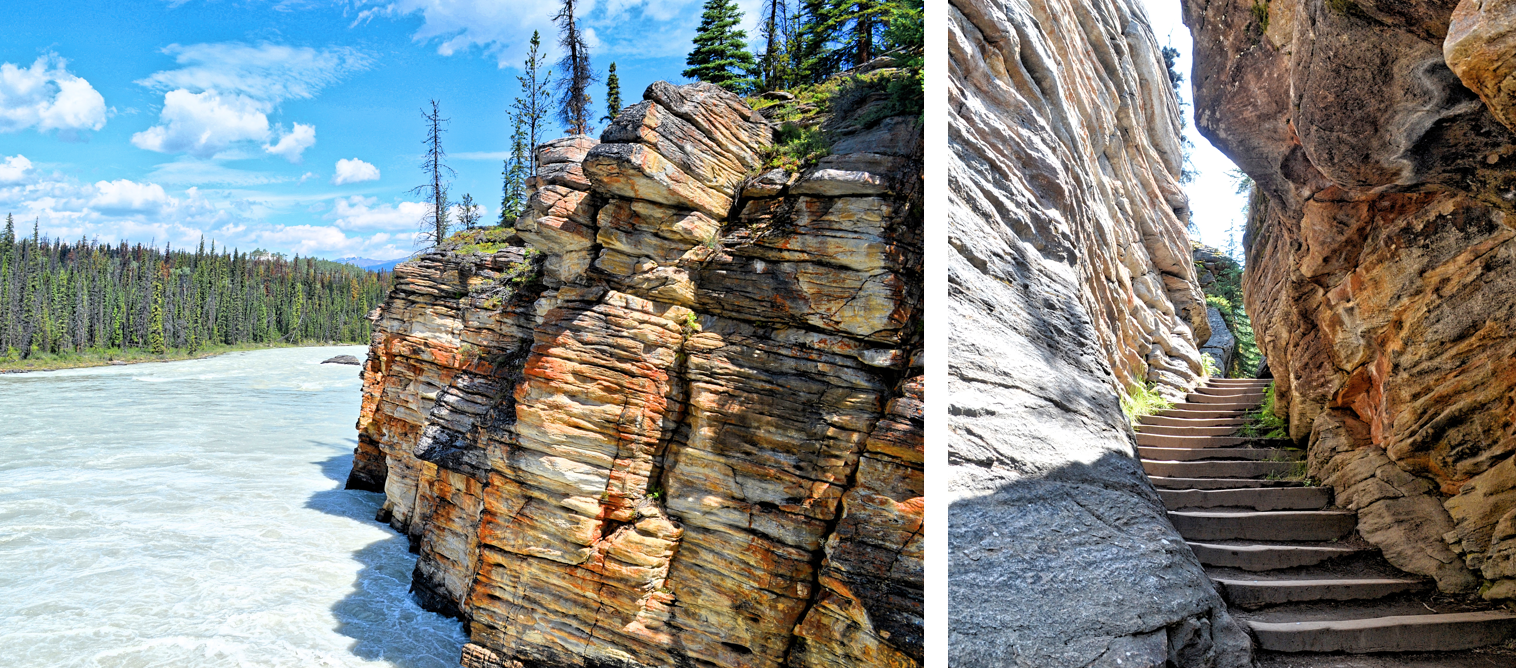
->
350 81 922 668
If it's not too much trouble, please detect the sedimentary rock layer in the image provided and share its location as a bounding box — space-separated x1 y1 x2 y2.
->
1185 0 1516 597
948 0 1250 666
351 81 923 668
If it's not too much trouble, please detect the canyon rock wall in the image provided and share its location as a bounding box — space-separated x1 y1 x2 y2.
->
351 81 923 668
949 0 1249 666
1185 0 1516 597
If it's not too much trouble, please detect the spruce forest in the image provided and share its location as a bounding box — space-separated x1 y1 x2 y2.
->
0 216 390 365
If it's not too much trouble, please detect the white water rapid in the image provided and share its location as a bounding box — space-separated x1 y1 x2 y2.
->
0 346 468 667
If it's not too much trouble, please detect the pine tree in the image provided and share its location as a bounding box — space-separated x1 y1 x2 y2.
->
795 0 888 83
554 0 598 136
602 62 622 123
499 122 529 224
149 274 166 354
685 0 760 93
758 0 795 91
512 31 554 175
459 193 482 229
410 100 456 246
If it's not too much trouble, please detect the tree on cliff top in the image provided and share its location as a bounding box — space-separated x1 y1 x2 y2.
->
458 193 482 230
684 0 759 93
513 31 554 175
795 0 889 83
410 100 455 246
554 0 598 136
601 62 622 123
757 0 794 91
500 118 529 225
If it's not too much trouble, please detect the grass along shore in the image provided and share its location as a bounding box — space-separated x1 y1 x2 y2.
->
0 341 366 374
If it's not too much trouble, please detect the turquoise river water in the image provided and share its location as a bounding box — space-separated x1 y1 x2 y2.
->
0 346 468 667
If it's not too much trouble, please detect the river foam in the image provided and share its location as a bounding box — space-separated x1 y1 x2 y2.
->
0 346 468 667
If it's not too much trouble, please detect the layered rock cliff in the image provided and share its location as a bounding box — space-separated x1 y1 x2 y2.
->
350 81 922 668
1184 0 1516 598
948 0 1250 666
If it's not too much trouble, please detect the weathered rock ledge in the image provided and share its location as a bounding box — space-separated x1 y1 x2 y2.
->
350 81 923 668
949 0 1250 665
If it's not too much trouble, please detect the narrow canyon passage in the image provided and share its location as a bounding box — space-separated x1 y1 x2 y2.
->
0 347 466 667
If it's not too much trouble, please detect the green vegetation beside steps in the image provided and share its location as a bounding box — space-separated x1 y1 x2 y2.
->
0 341 350 374
1121 382 1173 427
1197 252 1264 377
1237 383 1288 439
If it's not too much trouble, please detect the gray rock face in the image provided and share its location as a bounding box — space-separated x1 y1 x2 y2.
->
321 354 360 365
949 0 1251 666
1200 307 1237 374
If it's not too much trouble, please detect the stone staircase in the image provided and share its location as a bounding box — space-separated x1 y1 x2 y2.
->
1137 378 1516 658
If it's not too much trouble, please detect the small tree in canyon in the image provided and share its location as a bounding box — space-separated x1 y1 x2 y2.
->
411 100 455 246
554 0 598 136
685 0 759 93
602 62 622 123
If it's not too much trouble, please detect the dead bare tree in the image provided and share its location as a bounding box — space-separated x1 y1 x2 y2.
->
410 100 456 246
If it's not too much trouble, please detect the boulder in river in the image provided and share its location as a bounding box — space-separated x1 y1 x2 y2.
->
320 355 360 366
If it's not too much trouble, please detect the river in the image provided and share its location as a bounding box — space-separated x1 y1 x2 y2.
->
0 346 468 667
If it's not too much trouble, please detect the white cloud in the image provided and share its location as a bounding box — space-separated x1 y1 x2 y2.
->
0 169 426 260
349 0 704 66
264 122 316 162
332 158 380 184
452 151 512 161
131 89 270 157
0 174 250 251
327 195 428 231
144 158 291 187
254 223 422 256
0 54 108 135
0 155 33 185
134 42 361 159
90 179 173 214
138 42 370 102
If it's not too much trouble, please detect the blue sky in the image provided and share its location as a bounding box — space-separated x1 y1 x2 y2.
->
1137 0 1248 257
0 0 760 261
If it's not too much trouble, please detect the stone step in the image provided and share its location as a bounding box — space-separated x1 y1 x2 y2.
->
1195 386 1268 397
1187 391 1264 405
1136 433 1248 448
1149 476 1307 490
1136 433 1294 449
1139 447 1298 462
1159 486 1330 511
1135 424 1240 437
1215 577 1429 609
1205 379 1271 386
1141 459 1297 479
1187 542 1363 571
1158 405 1253 418
1249 611 1516 653
1140 415 1246 428
1168 510 1356 541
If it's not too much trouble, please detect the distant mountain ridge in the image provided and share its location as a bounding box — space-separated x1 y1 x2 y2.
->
334 255 414 272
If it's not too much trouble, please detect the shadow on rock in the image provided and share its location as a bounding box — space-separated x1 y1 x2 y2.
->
307 452 469 668
948 450 1251 668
